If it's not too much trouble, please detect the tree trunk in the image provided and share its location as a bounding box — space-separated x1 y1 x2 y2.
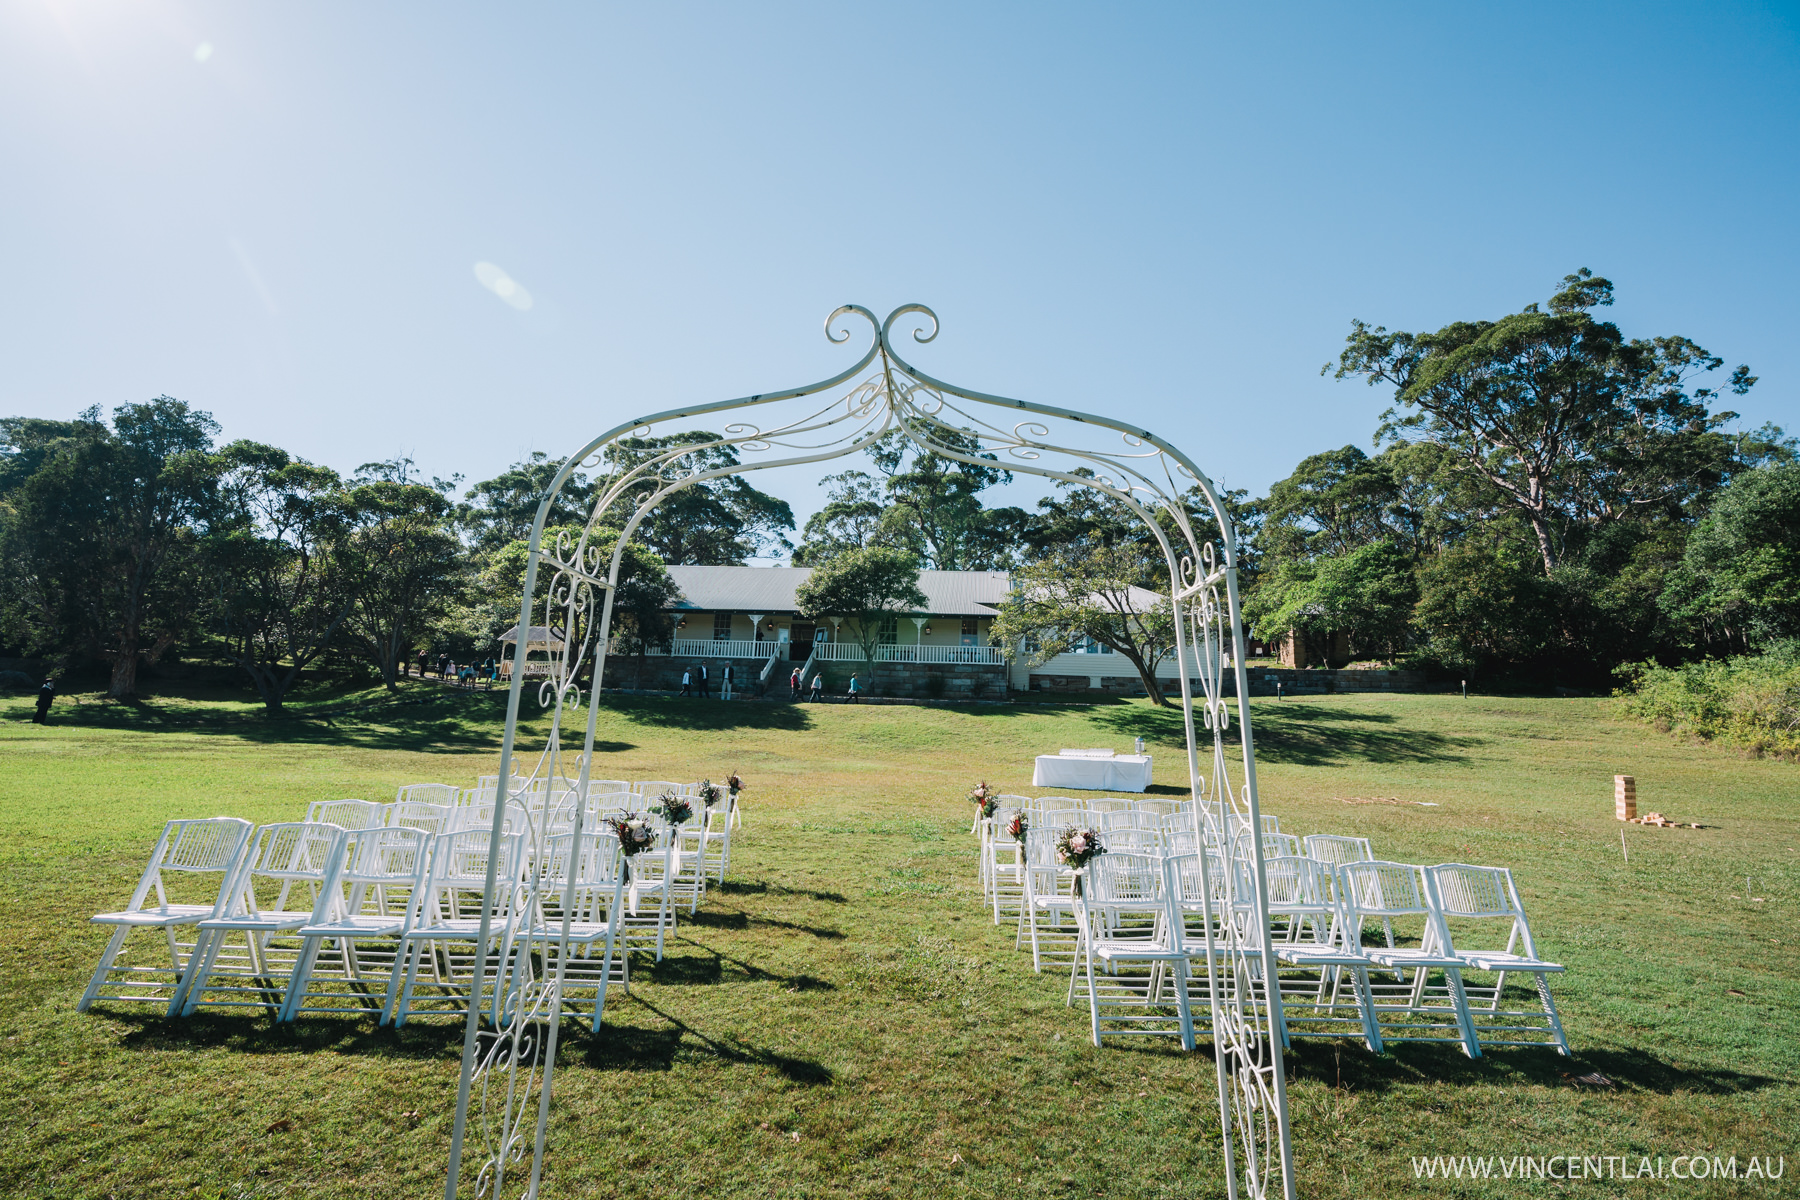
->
108 649 138 700
1118 650 1169 707
1529 512 1559 576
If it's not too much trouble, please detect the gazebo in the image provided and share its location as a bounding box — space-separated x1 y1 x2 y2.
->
496 624 566 677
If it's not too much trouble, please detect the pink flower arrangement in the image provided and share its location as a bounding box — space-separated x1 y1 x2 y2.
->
1005 812 1029 844
967 781 999 820
1055 825 1105 871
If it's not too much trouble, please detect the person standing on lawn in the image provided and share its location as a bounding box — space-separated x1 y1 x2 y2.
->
847 674 861 704
32 678 54 724
722 662 735 700
697 662 710 698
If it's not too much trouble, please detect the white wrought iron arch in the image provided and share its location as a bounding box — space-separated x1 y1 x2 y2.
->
446 304 1296 1200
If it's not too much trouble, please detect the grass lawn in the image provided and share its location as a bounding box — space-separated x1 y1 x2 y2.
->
0 682 1795 1198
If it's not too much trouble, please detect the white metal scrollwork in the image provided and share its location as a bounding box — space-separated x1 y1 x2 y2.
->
445 304 1295 1200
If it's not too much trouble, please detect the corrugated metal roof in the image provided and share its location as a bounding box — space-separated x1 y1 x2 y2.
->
662 565 1014 616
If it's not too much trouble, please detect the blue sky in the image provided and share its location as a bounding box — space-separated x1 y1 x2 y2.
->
4 1 1796 546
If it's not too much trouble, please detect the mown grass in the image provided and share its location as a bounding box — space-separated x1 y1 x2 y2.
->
0 683 1795 1198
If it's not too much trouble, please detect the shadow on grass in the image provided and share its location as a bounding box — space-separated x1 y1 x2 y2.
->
1086 701 1481 767
1284 1040 1783 1096
104 1007 468 1061
598 696 815 733
588 997 832 1085
660 937 842 991
718 880 848 905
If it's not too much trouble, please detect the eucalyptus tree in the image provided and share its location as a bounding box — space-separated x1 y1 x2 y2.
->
597 432 794 564
204 442 356 712
1330 269 1758 575
794 545 927 688
340 470 469 689
0 398 220 698
1662 460 1800 649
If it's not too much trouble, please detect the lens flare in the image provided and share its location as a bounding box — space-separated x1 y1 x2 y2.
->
193 42 213 63
473 261 534 311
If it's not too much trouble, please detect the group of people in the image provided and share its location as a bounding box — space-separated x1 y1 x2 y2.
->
786 666 862 703
674 663 866 703
413 650 497 690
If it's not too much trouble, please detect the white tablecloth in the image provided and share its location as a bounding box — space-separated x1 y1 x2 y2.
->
1032 753 1154 792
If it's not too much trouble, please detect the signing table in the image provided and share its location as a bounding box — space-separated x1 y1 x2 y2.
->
1031 748 1154 793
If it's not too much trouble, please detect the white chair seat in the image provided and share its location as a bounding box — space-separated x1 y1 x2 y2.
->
1457 951 1563 973
197 910 315 933
526 921 614 945
1093 940 1185 963
1365 947 1465 970
297 914 408 937
91 904 215 927
1275 945 1369 966
398 918 516 940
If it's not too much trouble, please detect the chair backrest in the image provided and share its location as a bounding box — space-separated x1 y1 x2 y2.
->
633 780 685 796
395 783 460 806
1135 800 1177 817
997 794 1033 810
1261 855 1333 910
120 817 254 914
389 802 453 835
1085 851 1163 908
338 825 433 885
1264 832 1303 859
1165 851 1230 910
586 779 631 795
1427 863 1539 958
1098 810 1138 832
307 799 387 830
1106 829 1162 854
422 829 526 922
221 822 350 918
1035 796 1082 815
535 830 626 918
1304 834 1374 866
1337 860 1431 918
1086 799 1131 815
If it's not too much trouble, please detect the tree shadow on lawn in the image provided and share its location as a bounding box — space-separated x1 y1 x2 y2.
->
654 937 839 993
1285 1040 1784 1096
688 907 848 940
105 1007 469 1061
582 996 832 1085
597 695 814 733
1087 703 1481 768
718 880 848 904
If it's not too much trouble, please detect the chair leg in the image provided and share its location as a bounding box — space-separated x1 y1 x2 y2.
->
78 926 132 1012
1352 967 1384 1054
278 936 327 1022
1534 972 1571 1056
1443 968 1482 1059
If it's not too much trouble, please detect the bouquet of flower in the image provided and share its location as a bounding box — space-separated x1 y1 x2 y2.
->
1005 812 1030 844
1055 826 1105 871
967 781 998 820
608 814 656 854
608 813 656 882
696 778 725 808
652 791 694 826
726 772 744 802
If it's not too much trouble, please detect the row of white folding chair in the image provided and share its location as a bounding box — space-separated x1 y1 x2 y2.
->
83 818 647 1028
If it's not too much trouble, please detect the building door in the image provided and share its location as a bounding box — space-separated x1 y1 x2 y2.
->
791 622 814 662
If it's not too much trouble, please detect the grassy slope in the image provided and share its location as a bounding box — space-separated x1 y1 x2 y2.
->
0 683 1794 1199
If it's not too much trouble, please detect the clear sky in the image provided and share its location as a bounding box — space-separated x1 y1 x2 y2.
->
4 1 1796 548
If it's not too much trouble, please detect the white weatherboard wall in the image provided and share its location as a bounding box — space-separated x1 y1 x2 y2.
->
1010 646 1225 691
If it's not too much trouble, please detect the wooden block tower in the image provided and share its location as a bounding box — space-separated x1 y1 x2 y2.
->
1615 774 1636 822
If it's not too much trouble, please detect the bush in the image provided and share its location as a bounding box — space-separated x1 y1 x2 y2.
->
0 670 37 693
1617 642 1800 755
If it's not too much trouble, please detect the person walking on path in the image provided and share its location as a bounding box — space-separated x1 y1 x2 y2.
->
809 672 824 702
846 674 861 704
680 668 693 697
788 667 801 699
437 652 449 679
697 663 710 698
32 678 54 724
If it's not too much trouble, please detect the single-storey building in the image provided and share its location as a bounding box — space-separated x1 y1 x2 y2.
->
593 564 1275 698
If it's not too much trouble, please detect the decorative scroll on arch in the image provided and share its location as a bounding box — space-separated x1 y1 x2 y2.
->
442 305 1297 1200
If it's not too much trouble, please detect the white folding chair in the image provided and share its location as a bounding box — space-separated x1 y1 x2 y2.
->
1015 827 1079 973
279 826 433 1020
633 780 686 797
1086 799 1131 816
171 822 351 1016
1427 864 1570 1055
1070 852 1195 1049
395 783 460 806
385 829 528 1027
79 818 253 1012
389 801 454 835
307 799 387 830
1338 861 1482 1057
1265 856 1385 1052
527 830 630 1030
